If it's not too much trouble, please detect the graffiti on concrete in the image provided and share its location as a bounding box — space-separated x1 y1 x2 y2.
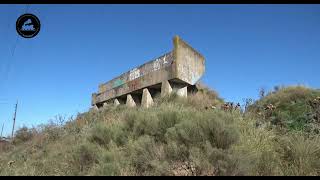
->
178 47 203 85
129 68 140 81
153 53 171 71
178 61 200 85
99 52 174 93
112 78 125 88
128 79 140 91
92 36 205 107
153 59 161 71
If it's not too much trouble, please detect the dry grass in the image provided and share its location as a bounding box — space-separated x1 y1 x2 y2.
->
1 85 320 176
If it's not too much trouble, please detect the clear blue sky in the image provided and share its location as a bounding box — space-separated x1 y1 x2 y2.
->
1 4 320 136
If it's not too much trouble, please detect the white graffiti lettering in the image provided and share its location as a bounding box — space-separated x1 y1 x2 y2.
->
129 68 140 81
153 59 161 71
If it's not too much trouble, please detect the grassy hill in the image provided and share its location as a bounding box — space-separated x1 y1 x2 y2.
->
247 86 320 133
1 85 320 176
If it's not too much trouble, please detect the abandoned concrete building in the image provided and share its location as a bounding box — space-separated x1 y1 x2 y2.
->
91 36 205 109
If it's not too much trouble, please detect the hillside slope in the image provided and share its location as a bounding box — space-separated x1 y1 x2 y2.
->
248 86 320 132
1 86 320 176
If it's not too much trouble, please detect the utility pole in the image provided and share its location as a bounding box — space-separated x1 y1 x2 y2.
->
11 100 18 139
1 123 4 138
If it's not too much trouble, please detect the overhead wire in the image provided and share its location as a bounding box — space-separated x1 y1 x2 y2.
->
0 5 30 135
0 4 30 95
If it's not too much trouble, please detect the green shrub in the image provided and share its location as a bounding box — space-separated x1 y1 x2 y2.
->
92 145 123 176
89 122 128 148
3 84 320 176
73 143 100 173
247 86 320 133
89 123 112 147
278 133 320 175
127 135 168 175
165 110 239 150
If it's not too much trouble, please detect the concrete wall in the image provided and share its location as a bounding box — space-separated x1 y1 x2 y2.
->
92 36 205 107
98 51 174 93
174 36 205 85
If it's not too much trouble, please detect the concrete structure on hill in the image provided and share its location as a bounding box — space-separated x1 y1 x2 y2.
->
91 36 205 109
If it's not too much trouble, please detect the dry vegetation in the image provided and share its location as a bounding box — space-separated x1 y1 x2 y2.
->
1 85 320 176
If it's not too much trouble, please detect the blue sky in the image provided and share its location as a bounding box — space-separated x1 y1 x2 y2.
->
0 4 320 136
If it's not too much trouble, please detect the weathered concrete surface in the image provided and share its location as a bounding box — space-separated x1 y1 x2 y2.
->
92 105 99 111
176 86 188 98
142 88 154 108
92 36 205 107
126 94 136 107
114 98 120 106
161 80 173 97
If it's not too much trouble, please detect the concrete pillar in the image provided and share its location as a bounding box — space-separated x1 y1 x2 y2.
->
176 86 187 98
126 94 136 107
141 88 154 108
103 102 108 108
114 98 120 106
92 105 99 111
161 80 172 97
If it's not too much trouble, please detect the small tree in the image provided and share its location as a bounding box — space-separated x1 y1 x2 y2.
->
13 126 35 144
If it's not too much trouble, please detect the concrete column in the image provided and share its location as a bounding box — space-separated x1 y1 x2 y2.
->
176 86 187 98
114 98 120 106
161 80 172 97
126 94 136 107
103 102 108 108
92 105 99 111
141 88 154 108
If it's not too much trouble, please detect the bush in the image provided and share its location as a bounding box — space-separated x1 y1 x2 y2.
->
127 135 169 175
73 143 100 173
247 86 320 133
89 123 113 147
278 133 320 175
91 143 124 176
165 110 239 150
3 84 320 176
89 122 127 148
13 126 36 144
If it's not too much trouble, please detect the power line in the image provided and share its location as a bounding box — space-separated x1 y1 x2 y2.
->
0 5 29 138
1 4 30 93
0 36 19 94
0 10 14 90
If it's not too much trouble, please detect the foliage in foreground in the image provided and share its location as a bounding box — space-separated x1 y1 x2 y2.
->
1 85 320 176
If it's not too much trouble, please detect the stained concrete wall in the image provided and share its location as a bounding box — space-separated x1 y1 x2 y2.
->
174 36 205 85
92 36 205 107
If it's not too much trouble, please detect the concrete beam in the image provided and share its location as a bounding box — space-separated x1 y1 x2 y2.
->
161 80 172 97
141 88 154 108
114 98 120 106
126 94 136 107
176 86 187 98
